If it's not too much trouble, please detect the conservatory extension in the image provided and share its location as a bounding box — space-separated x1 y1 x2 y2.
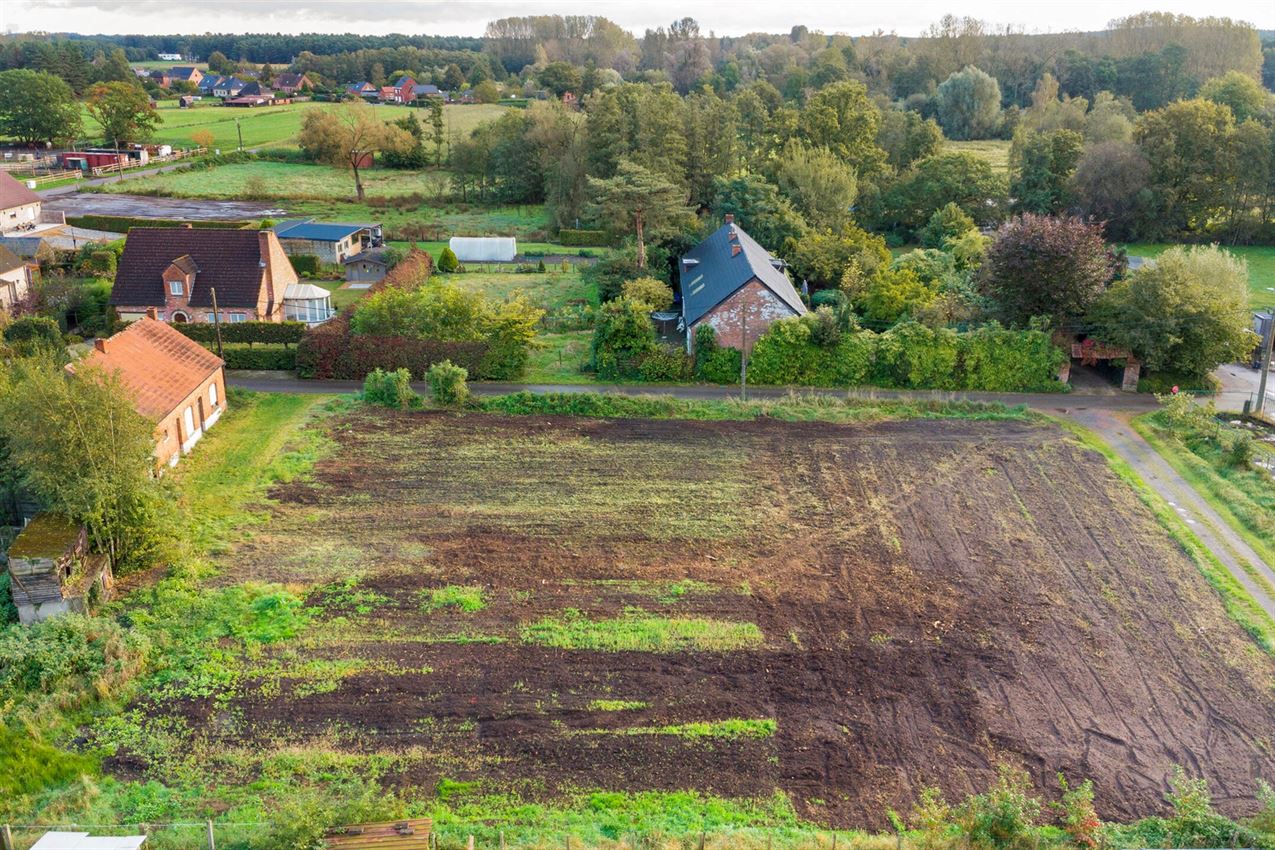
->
282 282 336 325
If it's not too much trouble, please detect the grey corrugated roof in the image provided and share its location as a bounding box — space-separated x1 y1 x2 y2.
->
679 222 806 326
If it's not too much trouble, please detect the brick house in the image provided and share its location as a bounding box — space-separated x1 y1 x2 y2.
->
274 72 312 94
170 66 204 86
110 227 299 324
71 310 227 467
0 171 41 233
380 75 416 103
679 216 806 353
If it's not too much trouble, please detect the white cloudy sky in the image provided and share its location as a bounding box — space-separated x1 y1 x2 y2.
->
2 0 1273 37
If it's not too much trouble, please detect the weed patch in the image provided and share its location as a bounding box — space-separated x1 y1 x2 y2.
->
420 585 486 613
521 608 764 652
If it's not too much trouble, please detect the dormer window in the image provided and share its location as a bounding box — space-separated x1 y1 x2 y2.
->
169 280 184 296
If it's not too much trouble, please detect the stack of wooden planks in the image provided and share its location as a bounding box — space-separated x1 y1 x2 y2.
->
324 819 433 850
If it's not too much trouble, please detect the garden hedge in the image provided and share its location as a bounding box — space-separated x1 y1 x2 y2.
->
67 215 251 233
220 345 297 370
558 229 612 247
174 321 306 346
295 318 489 380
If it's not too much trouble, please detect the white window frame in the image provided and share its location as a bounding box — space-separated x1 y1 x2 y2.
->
169 280 183 296
209 383 218 407
183 406 195 435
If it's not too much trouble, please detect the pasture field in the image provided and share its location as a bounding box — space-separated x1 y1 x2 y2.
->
33 399 1274 843
79 101 508 151
95 159 447 200
1121 243 1275 308
942 138 1011 174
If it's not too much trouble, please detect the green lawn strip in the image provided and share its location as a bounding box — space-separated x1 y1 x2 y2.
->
523 331 594 383
420 584 486 613
1050 415 1275 654
941 139 1011 174
1131 414 1275 594
520 608 763 652
587 699 648 711
1120 242 1275 308
578 718 777 740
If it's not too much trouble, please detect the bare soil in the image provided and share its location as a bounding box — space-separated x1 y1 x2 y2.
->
128 411 1275 826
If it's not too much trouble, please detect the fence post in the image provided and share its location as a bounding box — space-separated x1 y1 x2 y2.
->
499 831 505 850
2 823 12 850
467 835 475 850
206 819 216 850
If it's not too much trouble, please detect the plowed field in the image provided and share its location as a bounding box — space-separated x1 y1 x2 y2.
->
121 410 1275 826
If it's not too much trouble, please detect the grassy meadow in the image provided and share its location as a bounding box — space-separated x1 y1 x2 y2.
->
942 138 1011 174
1121 243 1275 308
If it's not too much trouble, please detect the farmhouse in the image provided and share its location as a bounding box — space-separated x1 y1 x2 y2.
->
5 513 113 625
110 227 299 323
0 171 41 233
198 75 224 95
272 219 381 264
380 75 416 103
170 66 203 85
412 83 444 99
148 70 171 87
274 72 312 94
72 310 227 467
347 82 378 100
213 77 246 98
679 215 806 352
0 243 33 309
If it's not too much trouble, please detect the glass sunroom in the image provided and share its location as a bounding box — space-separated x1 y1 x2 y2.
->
282 283 336 325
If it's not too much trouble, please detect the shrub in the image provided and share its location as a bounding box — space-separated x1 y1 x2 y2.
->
952 764 1041 850
958 323 1066 392
591 298 656 380
427 360 469 407
621 277 674 312
220 344 297 370
297 316 490 380
1055 775 1101 850
3 316 62 353
437 246 460 273
919 202 977 248
64 215 248 233
637 345 692 382
174 321 306 347
558 228 610 247
863 266 938 325
362 367 417 409
874 322 961 389
289 254 322 276
692 325 741 384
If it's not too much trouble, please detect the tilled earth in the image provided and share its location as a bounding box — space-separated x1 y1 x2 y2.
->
125 411 1275 826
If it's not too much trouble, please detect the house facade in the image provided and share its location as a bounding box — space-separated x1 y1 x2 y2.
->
213 77 246 98
344 247 390 283
0 244 32 309
679 215 806 353
72 310 227 467
380 76 416 103
170 66 203 85
274 72 312 94
110 227 299 323
0 172 41 234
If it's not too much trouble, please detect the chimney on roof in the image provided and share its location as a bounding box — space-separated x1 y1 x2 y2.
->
731 244 742 257
94 338 108 354
146 306 158 320
724 214 734 224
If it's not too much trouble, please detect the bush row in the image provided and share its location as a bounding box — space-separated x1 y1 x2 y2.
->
173 321 306 346
289 254 322 276
67 215 250 233
744 319 1067 392
557 228 611 247
220 345 297 371
295 320 489 380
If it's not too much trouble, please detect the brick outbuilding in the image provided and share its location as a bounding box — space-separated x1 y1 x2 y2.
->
679 216 806 353
70 310 227 467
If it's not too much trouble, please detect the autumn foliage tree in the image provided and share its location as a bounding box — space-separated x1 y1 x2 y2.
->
298 100 411 200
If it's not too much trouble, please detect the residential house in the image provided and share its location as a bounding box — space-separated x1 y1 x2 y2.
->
213 77 246 98
148 70 171 87
5 513 114 625
225 82 273 107
170 66 203 86
412 83 444 99
343 246 391 283
0 172 41 233
679 215 806 353
0 243 33 310
272 219 380 264
72 309 227 467
110 227 299 323
346 82 378 100
273 72 312 94
380 75 416 103
198 74 224 95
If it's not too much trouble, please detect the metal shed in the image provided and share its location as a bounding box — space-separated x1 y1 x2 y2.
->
449 237 516 263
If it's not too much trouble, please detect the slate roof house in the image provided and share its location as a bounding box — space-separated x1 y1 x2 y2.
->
170 66 203 85
213 77 246 98
412 83 444 99
110 227 299 324
72 310 227 467
274 72 312 94
347 82 378 99
0 171 42 233
381 75 416 103
198 75 224 94
679 215 806 353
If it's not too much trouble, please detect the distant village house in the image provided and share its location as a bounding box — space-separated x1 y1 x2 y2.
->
0 171 42 233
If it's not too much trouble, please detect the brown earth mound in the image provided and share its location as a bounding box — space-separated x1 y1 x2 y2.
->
132 411 1275 827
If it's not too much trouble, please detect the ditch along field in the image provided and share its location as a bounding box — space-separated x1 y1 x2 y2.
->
89 402 1275 831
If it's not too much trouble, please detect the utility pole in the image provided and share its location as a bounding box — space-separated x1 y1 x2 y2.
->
210 287 225 360
236 118 244 152
739 302 750 402
1255 314 1274 416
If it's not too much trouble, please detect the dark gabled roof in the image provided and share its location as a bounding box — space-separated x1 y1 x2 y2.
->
238 81 268 96
392 75 415 87
112 228 270 309
342 246 390 266
0 236 48 258
679 222 806 326
0 171 40 211
0 243 25 274
273 219 369 242
275 72 308 88
170 66 200 79
198 75 223 90
215 76 245 90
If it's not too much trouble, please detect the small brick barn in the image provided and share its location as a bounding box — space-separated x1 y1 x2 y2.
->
679 215 806 353
71 310 227 468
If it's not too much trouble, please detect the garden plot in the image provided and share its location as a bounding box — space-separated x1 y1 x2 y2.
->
102 410 1275 828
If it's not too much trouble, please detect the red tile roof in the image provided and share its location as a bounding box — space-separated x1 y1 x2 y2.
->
71 316 224 421
0 172 40 211
111 228 297 310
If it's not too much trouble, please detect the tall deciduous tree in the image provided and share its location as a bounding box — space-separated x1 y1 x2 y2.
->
980 214 1116 328
1088 245 1255 378
85 81 159 145
298 101 411 200
587 159 688 269
935 65 1003 141
0 69 82 145
773 142 858 231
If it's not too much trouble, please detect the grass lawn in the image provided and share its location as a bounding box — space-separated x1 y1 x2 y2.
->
1120 243 1275 308
281 199 554 241
942 139 1011 174
94 159 449 200
79 101 508 152
525 331 594 383
312 279 368 311
437 267 596 309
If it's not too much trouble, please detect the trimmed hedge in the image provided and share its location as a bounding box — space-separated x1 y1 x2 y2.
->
67 215 251 233
219 344 296 370
174 321 306 346
295 318 488 380
558 228 611 247
289 254 322 276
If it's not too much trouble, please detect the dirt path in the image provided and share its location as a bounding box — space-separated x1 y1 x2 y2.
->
1065 407 1275 621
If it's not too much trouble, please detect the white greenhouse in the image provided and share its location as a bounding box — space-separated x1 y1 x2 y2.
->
449 236 517 263
282 282 336 325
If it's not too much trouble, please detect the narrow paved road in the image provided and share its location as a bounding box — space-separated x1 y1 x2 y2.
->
1065 407 1275 620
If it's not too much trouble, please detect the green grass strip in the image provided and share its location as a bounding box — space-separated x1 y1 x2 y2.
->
521 608 763 652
